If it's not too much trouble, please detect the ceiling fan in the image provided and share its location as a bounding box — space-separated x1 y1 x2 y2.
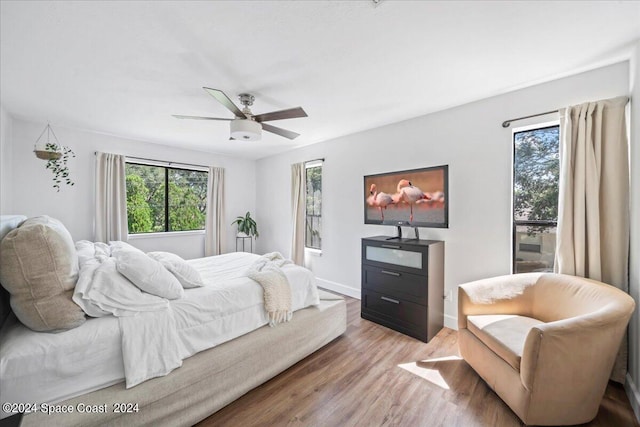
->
173 88 307 141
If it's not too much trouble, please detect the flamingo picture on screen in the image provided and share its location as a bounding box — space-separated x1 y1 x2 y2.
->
367 184 394 220
363 165 448 228
392 179 431 222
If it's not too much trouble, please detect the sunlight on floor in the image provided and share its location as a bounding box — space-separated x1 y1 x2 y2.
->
397 355 463 389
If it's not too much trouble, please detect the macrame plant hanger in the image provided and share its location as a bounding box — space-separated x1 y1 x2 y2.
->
33 123 62 160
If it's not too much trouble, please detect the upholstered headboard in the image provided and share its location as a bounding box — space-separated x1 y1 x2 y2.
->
0 215 27 325
0 215 26 241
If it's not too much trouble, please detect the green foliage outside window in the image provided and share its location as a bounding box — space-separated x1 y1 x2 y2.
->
305 165 322 249
126 163 208 233
514 126 559 223
126 174 153 233
513 125 559 273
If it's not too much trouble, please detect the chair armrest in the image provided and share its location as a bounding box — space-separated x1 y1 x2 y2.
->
458 273 542 329
520 308 633 394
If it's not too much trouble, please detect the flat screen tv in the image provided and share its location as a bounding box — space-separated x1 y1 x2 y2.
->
364 165 448 228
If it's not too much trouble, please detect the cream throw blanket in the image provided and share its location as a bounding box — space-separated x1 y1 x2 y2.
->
247 252 293 326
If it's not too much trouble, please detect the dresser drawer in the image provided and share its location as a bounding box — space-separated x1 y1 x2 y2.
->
362 265 426 304
362 240 428 275
361 289 426 331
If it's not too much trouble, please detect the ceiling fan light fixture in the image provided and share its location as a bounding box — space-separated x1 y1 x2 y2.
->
230 119 261 141
176 88 305 140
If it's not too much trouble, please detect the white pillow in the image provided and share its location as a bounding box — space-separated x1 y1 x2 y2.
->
147 251 206 289
112 248 184 300
109 240 144 254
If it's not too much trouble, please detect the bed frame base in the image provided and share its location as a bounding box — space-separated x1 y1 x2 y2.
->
23 291 346 427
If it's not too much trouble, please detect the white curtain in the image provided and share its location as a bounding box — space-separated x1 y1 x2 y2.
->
554 95 630 382
555 96 629 288
95 152 128 242
291 163 305 266
205 167 225 256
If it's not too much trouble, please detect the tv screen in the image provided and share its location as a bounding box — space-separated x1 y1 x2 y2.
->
364 165 448 228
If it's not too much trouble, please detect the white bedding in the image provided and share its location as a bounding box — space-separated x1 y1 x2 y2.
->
0 313 124 407
0 252 319 407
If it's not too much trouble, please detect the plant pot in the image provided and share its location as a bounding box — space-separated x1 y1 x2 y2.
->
236 232 249 238
34 150 62 160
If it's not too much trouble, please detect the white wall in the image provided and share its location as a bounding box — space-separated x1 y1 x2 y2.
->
255 61 630 328
627 39 640 421
8 118 256 259
0 106 13 214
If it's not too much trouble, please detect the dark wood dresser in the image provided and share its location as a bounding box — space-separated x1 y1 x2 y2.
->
361 236 444 342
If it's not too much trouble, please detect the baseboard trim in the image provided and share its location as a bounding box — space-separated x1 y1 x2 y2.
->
316 278 361 299
316 278 459 330
444 314 458 330
625 373 640 423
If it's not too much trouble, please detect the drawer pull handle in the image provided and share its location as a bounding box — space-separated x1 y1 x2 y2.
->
381 296 400 304
380 270 401 277
381 244 401 249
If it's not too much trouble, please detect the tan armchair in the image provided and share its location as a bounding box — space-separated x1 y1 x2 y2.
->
458 273 635 426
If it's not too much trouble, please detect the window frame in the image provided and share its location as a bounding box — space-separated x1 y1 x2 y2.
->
304 160 323 251
511 122 559 273
125 160 209 235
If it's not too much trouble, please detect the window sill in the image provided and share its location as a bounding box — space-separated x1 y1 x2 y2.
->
128 230 205 240
305 247 322 256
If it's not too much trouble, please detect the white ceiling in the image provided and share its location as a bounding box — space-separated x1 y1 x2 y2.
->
1 1 639 160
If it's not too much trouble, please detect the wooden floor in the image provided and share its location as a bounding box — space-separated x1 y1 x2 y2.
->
198 296 639 427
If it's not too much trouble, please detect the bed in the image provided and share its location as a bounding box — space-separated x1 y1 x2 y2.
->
0 215 346 426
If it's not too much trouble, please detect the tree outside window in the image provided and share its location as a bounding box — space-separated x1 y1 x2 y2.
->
125 163 208 234
513 125 559 273
305 163 322 249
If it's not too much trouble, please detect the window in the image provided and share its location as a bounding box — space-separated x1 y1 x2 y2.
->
305 160 322 250
125 162 208 234
513 124 559 273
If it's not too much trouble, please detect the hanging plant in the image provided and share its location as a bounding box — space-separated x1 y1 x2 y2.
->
34 145 61 160
44 143 76 192
33 124 76 192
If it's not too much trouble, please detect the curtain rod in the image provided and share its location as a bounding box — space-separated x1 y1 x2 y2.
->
502 109 559 128
305 158 325 164
94 152 209 170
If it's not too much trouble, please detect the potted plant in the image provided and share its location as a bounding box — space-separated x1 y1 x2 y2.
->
34 141 62 160
231 212 259 238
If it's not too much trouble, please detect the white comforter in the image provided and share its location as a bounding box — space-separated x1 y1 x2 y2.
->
72 243 319 387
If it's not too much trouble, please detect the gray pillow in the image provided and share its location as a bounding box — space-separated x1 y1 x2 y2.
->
0 216 85 332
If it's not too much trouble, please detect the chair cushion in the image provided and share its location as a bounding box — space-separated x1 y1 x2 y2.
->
467 314 543 371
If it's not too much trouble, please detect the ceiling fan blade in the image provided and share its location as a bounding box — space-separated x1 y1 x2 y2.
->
172 115 233 121
253 107 307 123
261 123 300 140
203 87 247 119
